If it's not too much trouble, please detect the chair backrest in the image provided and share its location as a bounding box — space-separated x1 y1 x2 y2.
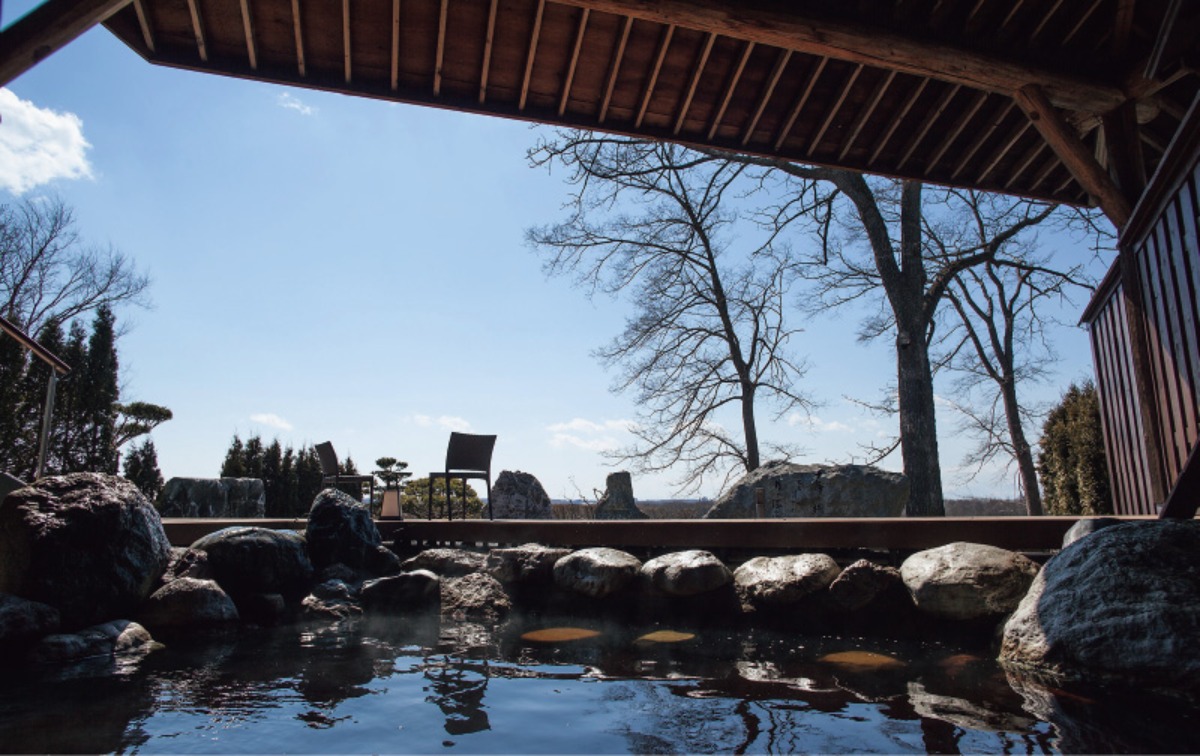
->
315 441 340 477
445 432 496 473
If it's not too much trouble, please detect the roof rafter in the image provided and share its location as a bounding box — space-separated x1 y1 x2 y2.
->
0 0 132 85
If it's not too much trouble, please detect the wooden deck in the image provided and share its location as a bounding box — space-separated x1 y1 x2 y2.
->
160 515 1152 554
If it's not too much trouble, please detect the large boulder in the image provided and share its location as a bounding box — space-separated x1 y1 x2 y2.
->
733 554 841 607
1061 516 1122 548
156 477 265 518
190 527 313 601
594 472 646 520
553 547 643 598
0 593 60 651
138 577 239 630
1001 520 1200 698
0 473 173 628
486 544 572 585
360 570 440 614
704 461 908 518
641 550 732 597
901 542 1039 620
828 559 904 612
442 573 512 623
490 471 553 519
305 488 401 575
400 548 486 577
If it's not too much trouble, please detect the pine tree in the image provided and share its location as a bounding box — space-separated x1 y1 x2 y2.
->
123 438 164 500
262 440 284 516
1038 381 1112 516
400 477 484 519
243 435 265 479
79 306 120 473
295 446 324 512
221 435 247 477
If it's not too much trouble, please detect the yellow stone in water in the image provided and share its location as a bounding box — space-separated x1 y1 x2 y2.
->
817 651 906 670
520 627 602 643
635 630 696 643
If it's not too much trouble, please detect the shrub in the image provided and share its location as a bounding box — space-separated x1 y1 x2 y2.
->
1038 381 1112 516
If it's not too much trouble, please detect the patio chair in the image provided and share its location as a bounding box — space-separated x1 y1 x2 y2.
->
428 432 496 520
316 441 375 505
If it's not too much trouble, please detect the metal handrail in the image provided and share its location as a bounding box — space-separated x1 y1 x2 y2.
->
0 312 72 478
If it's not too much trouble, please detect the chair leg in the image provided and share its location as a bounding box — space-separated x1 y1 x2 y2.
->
427 477 433 520
487 477 493 520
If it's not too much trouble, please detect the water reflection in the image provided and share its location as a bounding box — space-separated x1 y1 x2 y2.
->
0 614 1198 753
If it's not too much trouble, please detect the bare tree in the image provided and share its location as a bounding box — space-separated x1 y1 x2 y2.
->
703 158 1063 516
1 196 150 334
528 134 812 492
940 241 1094 515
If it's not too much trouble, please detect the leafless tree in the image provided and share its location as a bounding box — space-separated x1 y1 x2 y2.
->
528 134 813 492
937 207 1096 515
1 196 150 334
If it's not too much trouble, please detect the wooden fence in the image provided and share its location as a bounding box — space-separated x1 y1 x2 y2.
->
1082 95 1200 516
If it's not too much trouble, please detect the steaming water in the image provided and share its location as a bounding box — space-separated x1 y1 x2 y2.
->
1 615 1197 754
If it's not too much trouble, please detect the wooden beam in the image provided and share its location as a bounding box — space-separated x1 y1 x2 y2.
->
390 0 400 90
1111 0 1136 57
1102 100 1147 197
1004 139 1048 190
805 61 858 156
869 77 926 166
0 0 131 86
840 69 895 161
292 0 306 77
518 0 545 111
925 90 988 172
186 0 207 62
433 0 447 96
132 0 155 53
741 48 790 146
342 0 351 83
672 31 715 134
478 0 497 102
706 39 753 140
635 23 674 128
239 0 257 70
1028 0 1066 43
977 118 1031 184
559 8 590 116
952 100 1016 181
1014 84 1132 227
773 55 826 152
554 0 1125 113
897 83 959 171
1144 0 1182 80
1061 0 1103 46
597 15 631 124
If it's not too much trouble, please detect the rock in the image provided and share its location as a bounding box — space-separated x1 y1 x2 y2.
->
1000 520 1200 698
553 547 643 598
486 544 573 585
161 547 212 584
828 559 903 611
301 593 362 620
400 548 486 577
312 579 358 601
1061 516 1123 548
0 473 173 628
157 477 265 518
594 472 646 520
0 471 24 504
704 461 909 518
306 488 401 576
442 573 512 623
190 527 313 601
361 570 441 614
733 554 841 607
138 577 239 630
238 593 287 624
489 471 553 519
901 542 1039 620
316 563 363 585
0 593 60 650
907 680 1039 733
31 620 154 664
641 550 732 596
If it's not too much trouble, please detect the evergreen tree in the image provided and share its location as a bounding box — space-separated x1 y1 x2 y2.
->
123 438 164 500
1038 381 1112 516
221 435 247 477
79 306 120 473
243 435 265 479
261 440 284 516
0 331 27 475
277 446 301 517
400 477 484 519
295 446 324 512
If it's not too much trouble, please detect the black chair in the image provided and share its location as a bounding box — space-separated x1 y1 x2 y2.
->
428 432 496 520
316 441 375 504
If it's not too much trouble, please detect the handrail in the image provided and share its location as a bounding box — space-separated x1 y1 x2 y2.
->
0 313 71 374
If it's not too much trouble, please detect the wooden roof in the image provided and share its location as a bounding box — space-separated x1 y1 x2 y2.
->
10 0 1200 209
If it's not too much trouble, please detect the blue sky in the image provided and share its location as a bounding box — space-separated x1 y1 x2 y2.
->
1 5 1110 501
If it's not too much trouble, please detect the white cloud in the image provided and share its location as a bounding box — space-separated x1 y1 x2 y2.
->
250 413 293 431
787 413 853 433
413 414 472 432
0 88 93 194
547 418 635 452
277 92 316 116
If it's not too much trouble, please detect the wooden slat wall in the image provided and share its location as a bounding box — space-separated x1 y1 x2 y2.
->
1083 96 1200 516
